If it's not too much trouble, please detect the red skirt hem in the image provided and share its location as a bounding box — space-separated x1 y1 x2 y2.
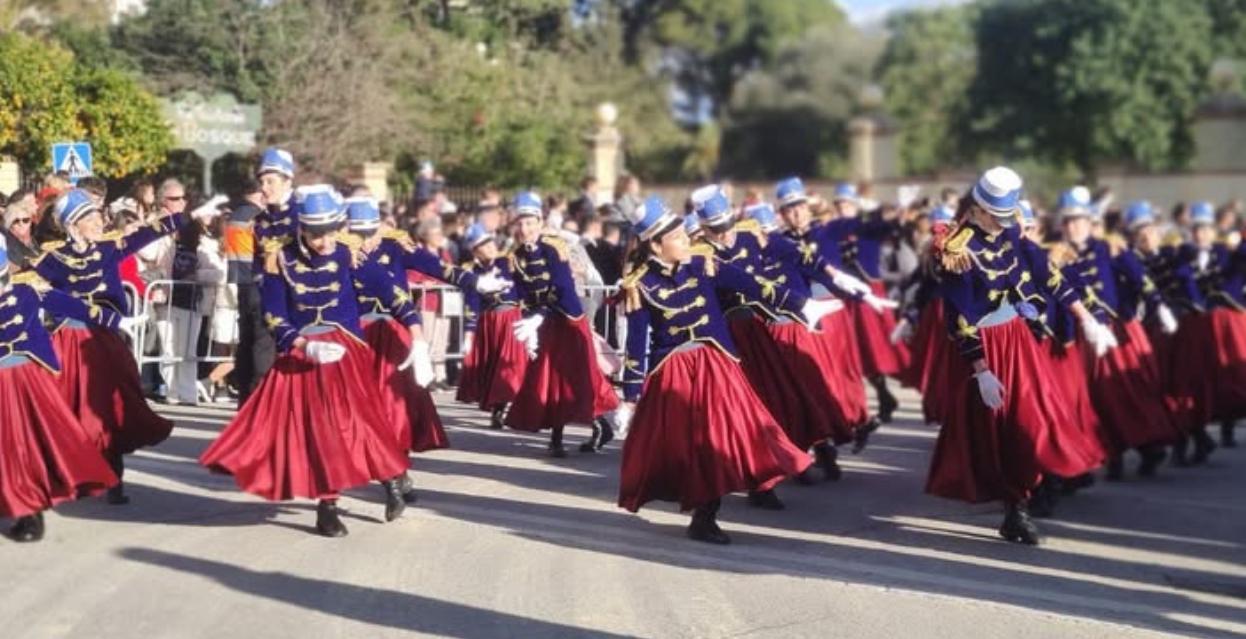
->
362 318 450 453
456 307 529 410
505 315 619 432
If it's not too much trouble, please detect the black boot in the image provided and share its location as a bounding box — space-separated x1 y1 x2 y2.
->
579 417 614 453
548 426 567 458
814 443 842 481
871 376 898 424
1137 445 1166 477
315 500 348 537
106 453 129 505
687 499 730 545
1104 454 1124 481
1028 477 1059 518
1060 473 1095 495
1222 420 1238 448
852 417 882 454
9 512 45 543
746 489 786 511
999 502 1042 545
1191 427 1216 465
489 405 506 430
381 478 406 522
397 472 419 504
1172 436 1191 467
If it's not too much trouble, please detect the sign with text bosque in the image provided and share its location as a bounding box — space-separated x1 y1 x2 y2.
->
161 91 262 157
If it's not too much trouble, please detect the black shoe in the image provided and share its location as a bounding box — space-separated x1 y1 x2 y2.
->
852 417 881 454
1060 473 1095 495
489 406 506 430
793 469 817 486
999 503 1042 546
814 444 842 482
1029 478 1059 518
746 489 786 511
548 428 567 458
687 503 730 545
1222 421 1238 448
106 483 130 506
1104 455 1124 481
1191 429 1216 465
9 513 44 543
397 473 419 504
878 389 898 424
1172 436 1191 467
1137 446 1166 477
382 480 406 522
315 500 349 538
597 417 615 448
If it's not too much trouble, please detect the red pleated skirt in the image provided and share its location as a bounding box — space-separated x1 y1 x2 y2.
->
1044 338 1106 460
728 315 848 448
618 345 812 512
927 318 1103 504
848 281 911 378
1208 308 1246 421
52 325 173 455
199 330 410 501
895 303 938 390
505 314 619 432
1083 320 1182 452
1152 314 1217 432
0 362 118 518
456 306 529 410
812 306 870 430
362 317 449 453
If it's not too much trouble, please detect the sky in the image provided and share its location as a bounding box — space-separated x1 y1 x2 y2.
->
838 0 970 25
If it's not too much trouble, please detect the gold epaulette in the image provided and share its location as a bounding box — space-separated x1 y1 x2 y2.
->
1047 243 1078 268
1162 230 1185 248
734 218 762 235
687 244 718 276
337 233 363 250
1104 233 1127 257
11 271 49 291
939 225 974 274
539 233 569 261
263 238 288 275
40 240 65 252
99 230 124 243
383 228 417 252
620 263 649 313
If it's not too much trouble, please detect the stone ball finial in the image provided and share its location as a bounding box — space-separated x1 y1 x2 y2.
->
596 102 618 127
858 84 884 110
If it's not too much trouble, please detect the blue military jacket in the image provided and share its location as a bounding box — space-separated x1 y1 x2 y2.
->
463 257 521 332
1 276 122 372
508 235 583 319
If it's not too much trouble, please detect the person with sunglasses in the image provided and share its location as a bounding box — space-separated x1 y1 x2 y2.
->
2 189 39 272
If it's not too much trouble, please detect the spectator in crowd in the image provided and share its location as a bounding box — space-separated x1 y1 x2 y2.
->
415 160 440 202
35 171 71 213
189 199 231 403
1168 202 1193 244
139 178 187 401
476 199 502 234
569 176 597 221
561 217 580 234
77 176 109 210
582 211 622 286
2 189 39 271
441 212 464 263
412 218 453 389
545 194 568 231
1217 201 1241 247
613 175 642 223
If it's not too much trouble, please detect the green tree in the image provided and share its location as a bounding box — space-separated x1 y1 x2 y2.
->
74 65 174 177
964 0 1214 176
877 4 977 175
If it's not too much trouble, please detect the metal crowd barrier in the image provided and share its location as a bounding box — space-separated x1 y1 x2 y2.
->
128 279 623 371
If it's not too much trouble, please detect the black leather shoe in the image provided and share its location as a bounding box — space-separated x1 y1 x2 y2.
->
548 442 567 458
746 490 786 511
1191 429 1216 465
382 480 406 522
597 417 615 448
9 513 44 542
815 444 842 481
1172 437 1191 467
1028 479 1058 518
878 389 898 424
106 483 130 506
687 508 731 545
1222 421 1238 448
1137 446 1166 477
316 500 349 538
1060 473 1095 495
999 503 1042 546
489 406 506 430
579 421 602 453
852 417 881 454
1104 455 1124 481
397 473 419 504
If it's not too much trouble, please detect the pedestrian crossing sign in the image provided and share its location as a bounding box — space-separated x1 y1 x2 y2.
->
51 142 93 184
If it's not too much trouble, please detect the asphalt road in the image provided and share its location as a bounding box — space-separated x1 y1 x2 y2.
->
1 388 1243 638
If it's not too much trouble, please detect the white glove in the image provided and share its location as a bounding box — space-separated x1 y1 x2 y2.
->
475 270 513 294
832 271 873 297
118 314 142 333
975 370 1005 411
513 315 544 358
864 293 900 313
612 402 635 439
304 341 346 364
189 195 229 219
1080 316 1118 358
398 339 435 387
461 333 474 357
800 298 844 329
1157 304 1178 335
890 318 913 344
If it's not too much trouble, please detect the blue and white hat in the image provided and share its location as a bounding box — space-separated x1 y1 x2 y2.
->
295 184 344 230
463 222 494 249
691 185 732 229
683 214 703 237
1124 201 1155 230
1019 199 1036 228
344 196 381 233
55 189 98 228
971 166 1023 221
930 203 955 224
832 182 859 204
1057 186 1093 219
624 195 680 241
1191 201 1215 226
775 177 808 209
512 191 543 219
745 202 779 232
256 147 295 179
